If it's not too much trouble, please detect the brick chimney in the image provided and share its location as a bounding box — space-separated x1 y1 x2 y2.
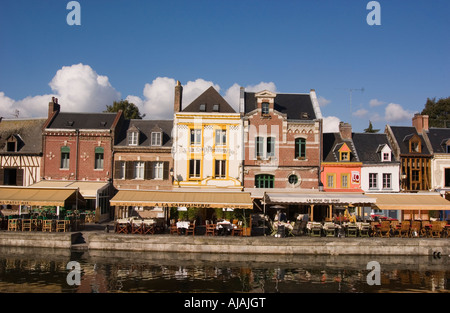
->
339 122 352 140
174 81 183 113
412 114 429 134
48 97 60 118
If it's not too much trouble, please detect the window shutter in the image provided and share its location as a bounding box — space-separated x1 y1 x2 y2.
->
0 169 4 185
114 161 121 179
145 161 153 180
16 169 24 186
125 161 133 180
163 161 169 180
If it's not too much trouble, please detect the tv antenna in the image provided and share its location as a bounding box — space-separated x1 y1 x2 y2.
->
345 88 364 123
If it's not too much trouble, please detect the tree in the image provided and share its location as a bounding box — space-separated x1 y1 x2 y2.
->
421 97 450 128
104 100 145 119
364 121 380 133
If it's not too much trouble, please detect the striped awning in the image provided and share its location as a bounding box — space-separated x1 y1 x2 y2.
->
367 193 450 211
110 190 253 209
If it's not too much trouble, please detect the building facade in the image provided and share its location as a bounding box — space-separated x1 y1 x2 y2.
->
172 83 243 189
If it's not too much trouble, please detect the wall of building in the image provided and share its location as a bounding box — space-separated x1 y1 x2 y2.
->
360 164 400 192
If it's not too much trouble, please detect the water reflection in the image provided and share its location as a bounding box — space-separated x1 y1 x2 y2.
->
0 246 448 293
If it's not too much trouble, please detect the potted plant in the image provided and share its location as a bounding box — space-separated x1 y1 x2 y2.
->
235 209 251 236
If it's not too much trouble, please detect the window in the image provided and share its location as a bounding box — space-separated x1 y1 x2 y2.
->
213 104 220 112
189 159 201 178
2 168 23 186
134 161 145 179
255 174 274 188
383 173 392 189
261 102 269 115
7 141 16 152
128 131 138 146
288 174 298 185
340 151 349 161
256 137 264 158
190 129 202 145
215 160 226 178
151 132 162 146
447 145 450 153
295 138 306 159
383 153 390 161
199 104 206 112
369 173 378 189
215 129 226 146
94 147 104 169
153 162 164 179
410 140 421 153
341 174 349 188
445 168 450 187
326 174 335 188
61 147 70 169
412 170 420 182
267 137 275 157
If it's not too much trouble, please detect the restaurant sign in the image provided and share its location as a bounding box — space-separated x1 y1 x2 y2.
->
304 198 342 204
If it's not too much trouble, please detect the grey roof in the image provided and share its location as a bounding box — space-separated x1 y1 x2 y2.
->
116 119 173 148
0 118 46 154
322 133 359 162
46 112 118 130
389 126 431 155
352 133 398 164
426 127 450 153
182 86 236 113
244 92 316 120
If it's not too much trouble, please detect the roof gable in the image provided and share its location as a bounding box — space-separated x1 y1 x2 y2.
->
182 86 235 113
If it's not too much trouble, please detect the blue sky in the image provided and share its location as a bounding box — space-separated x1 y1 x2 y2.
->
0 0 449 132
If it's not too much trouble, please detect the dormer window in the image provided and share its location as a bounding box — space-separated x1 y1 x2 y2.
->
382 152 390 161
151 132 162 146
199 104 206 112
128 131 139 146
409 140 421 153
212 104 220 112
261 102 269 115
7 141 17 152
340 151 349 161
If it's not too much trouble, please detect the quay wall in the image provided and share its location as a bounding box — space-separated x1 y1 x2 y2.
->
85 234 449 257
0 231 448 257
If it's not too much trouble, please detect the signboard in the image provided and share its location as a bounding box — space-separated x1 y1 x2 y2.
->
351 171 360 184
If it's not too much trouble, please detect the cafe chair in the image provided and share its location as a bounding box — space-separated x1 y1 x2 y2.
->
22 219 32 231
205 223 217 236
143 220 155 235
42 220 53 232
170 220 180 235
8 219 19 231
231 221 243 237
131 220 144 234
395 220 410 238
186 220 196 236
116 219 129 234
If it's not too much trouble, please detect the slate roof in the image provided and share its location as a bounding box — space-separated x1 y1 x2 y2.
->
352 133 398 164
322 132 359 162
425 127 450 153
0 118 46 154
389 126 431 155
244 92 316 120
46 112 119 130
115 119 173 148
182 86 236 113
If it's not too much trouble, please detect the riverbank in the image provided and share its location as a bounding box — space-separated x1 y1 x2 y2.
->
0 222 448 257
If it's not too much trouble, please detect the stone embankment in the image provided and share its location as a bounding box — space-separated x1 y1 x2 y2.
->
0 226 448 257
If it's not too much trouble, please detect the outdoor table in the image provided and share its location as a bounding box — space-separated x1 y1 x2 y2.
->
177 221 190 235
216 221 234 236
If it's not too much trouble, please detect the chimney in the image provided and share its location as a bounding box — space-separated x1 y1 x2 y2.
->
48 97 60 118
412 114 429 134
339 122 352 140
239 87 245 114
174 81 183 113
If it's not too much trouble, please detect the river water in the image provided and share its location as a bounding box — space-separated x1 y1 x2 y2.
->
0 246 448 293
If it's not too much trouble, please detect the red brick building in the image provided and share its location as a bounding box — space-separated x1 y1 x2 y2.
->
39 98 123 221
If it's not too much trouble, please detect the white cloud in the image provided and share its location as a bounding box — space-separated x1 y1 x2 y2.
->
0 63 121 118
369 99 385 107
318 96 331 107
385 103 414 123
322 116 341 133
352 108 368 118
